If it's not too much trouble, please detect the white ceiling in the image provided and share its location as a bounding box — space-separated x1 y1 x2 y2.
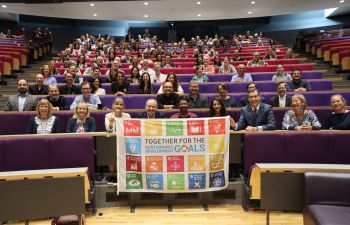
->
0 0 349 21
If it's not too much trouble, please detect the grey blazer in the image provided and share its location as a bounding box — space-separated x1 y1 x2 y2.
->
4 94 38 111
236 103 276 130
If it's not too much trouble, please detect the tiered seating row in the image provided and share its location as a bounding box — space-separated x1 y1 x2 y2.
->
0 107 337 135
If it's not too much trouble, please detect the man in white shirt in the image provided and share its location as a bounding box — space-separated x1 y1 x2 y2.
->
269 81 292 107
139 60 155 78
150 62 166 84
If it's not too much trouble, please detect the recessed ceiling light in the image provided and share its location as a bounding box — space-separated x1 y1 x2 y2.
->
144 14 148 18
251 1 256 4
1 4 7 8
197 14 202 17
144 2 149 5
197 1 201 5
248 11 252 14
340 0 344 3
90 3 94 7
93 13 97 16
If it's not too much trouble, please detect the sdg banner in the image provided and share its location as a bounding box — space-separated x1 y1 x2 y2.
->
116 117 230 193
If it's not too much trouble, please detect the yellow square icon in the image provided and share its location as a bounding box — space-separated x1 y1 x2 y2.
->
188 155 206 172
209 135 225 153
145 120 163 136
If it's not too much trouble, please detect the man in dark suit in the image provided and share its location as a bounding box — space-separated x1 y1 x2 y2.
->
269 81 292 107
5 79 38 111
136 99 166 119
233 89 276 131
28 74 49 95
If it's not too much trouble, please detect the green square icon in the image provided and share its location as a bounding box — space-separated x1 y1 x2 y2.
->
166 121 184 136
126 173 143 189
167 173 185 190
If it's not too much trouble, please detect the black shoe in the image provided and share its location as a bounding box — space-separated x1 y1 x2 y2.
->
107 175 117 183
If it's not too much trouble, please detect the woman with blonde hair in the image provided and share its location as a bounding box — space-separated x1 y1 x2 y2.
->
324 94 350 129
41 64 57 85
27 99 60 134
66 102 96 133
282 94 321 130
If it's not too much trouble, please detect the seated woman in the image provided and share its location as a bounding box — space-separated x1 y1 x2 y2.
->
284 48 295 59
138 72 154 94
209 97 235 128
66 102 96 133
110 70 130 96
191 65 209 82
76 55 87 68
324 94 350 129
91 78 106 96
219 56 238 74
202 54 215 74
41 64 57 85
128 67 140 84
217 83 237 108
213 55 222 67
27 99 60 134
105 97 131 131
157 73 184 94
282 94 321 130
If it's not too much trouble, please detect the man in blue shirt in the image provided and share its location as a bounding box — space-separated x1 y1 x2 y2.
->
70 81 101 110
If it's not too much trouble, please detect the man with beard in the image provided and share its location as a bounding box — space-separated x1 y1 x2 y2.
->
5 79 38 111
287 68 311 92
28 74 49 95
170 96 198 118
59 72 82 95
269 81 292 107
46 85 69 110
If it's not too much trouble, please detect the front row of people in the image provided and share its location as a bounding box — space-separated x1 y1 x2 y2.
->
26 90 350 134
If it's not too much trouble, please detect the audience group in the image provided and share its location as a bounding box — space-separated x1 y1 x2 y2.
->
3 32 350 137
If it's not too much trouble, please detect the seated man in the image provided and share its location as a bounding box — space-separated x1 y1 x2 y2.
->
231 64 253 82
247 51 268 66
139 60 155 78
59 72 82 95
171 96 198 118
240 82 266 107
156 82 179 109
5 79 38 111
263 47 277 60
46 84 69 111
233 89 276 131
120 49 132 63
28 73 49 95
231 49 244 61
269 81 292 107
187 81 209 108
150 62 167 84
136 99 166 118
272 64 292 82
287 68 311 92
70 81 101 110
161 55 175 68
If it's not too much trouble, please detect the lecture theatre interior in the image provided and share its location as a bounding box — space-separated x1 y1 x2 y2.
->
1 0 350 224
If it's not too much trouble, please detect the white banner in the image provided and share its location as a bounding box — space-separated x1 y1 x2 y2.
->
116 117 230 193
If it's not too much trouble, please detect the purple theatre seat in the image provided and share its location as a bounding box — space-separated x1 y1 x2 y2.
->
0 112 33 135
0 140 4 171
284 132 329 163
90 111 105 132
3 137 51 171
50 136 95 178
328 132 350 164
271 108 289 130
244 133 286 177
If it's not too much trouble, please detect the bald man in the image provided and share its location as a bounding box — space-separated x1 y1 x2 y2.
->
136 99 166 118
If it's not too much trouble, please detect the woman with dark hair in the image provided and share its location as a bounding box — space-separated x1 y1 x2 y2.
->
213 55 222 67
209 97 235 127
128 67 140 84
91 78 106 96
76 55 87 68
217 83 237 108
157 73 184 94
324 94 350 129
138 72 154 94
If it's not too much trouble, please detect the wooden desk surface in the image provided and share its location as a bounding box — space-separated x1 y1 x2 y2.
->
0 167 91 203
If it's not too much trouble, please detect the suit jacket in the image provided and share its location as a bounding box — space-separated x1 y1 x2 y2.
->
136 111 167 119
28 84 49 95
236 103 276 130
269 95 292 107
5 93 38 111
